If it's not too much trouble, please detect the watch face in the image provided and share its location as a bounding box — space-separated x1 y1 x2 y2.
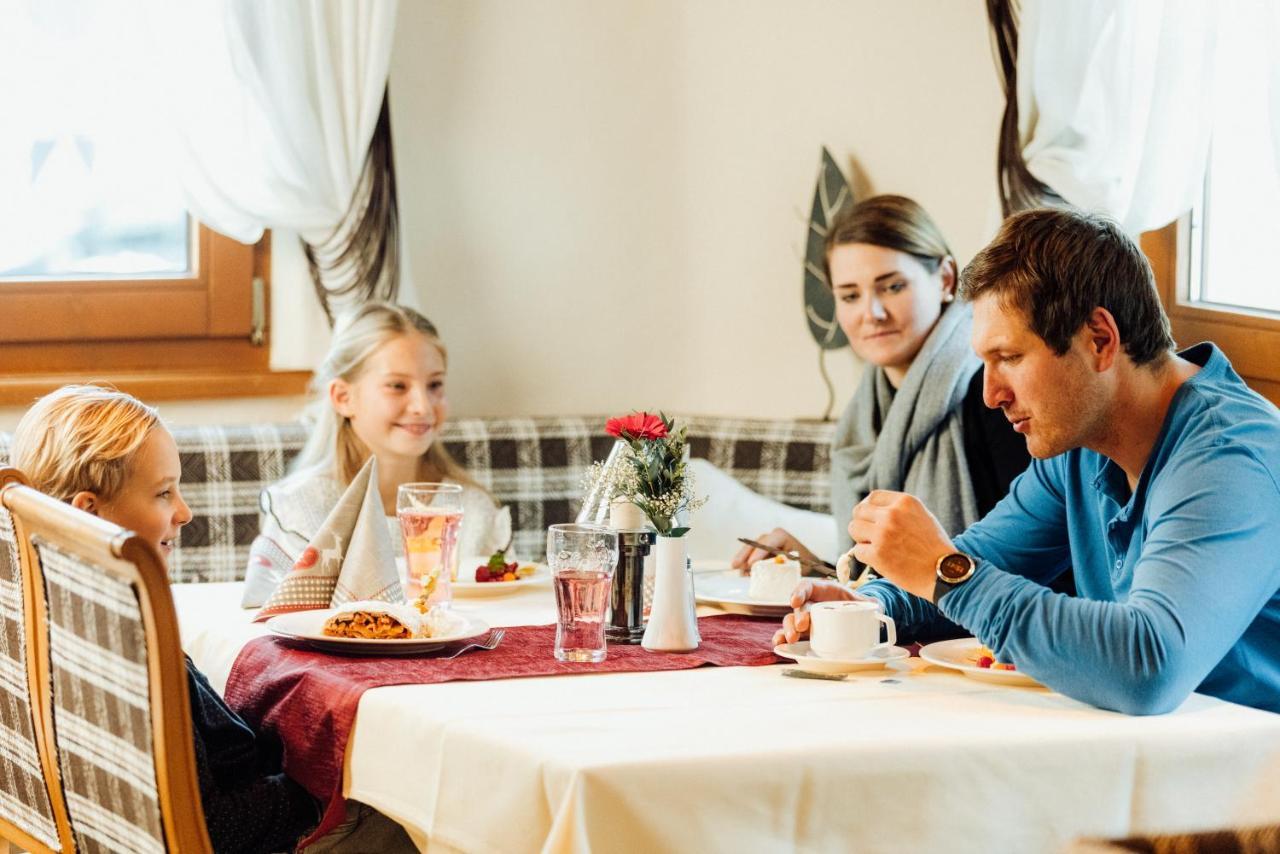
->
939 553 972 582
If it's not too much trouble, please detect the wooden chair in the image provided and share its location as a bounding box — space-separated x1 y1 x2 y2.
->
0 469 70 853
0 476 212 853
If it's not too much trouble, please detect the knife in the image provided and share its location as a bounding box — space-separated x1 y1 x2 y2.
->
736 537 838 578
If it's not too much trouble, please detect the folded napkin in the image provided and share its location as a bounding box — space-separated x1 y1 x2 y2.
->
247 458 404 621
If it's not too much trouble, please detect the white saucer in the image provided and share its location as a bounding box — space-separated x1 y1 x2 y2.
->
774 642 910 675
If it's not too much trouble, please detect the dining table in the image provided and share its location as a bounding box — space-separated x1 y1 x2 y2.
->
174 565 1280 854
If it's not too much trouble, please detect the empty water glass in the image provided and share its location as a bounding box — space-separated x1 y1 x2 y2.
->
547 523 619 662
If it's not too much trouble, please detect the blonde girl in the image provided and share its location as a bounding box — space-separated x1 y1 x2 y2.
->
248 303 510 590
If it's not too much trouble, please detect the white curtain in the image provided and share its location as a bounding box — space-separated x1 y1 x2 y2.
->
142 0 398 251
1015 0 1218 233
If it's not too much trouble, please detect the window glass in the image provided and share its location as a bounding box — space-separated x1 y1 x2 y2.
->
0 1 189 279
1195 0 1280 315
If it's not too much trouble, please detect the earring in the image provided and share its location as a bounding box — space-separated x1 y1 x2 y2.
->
942 293 954 304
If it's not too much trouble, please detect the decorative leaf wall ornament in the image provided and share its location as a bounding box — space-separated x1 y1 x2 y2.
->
804 147 854 350
804 147 855 420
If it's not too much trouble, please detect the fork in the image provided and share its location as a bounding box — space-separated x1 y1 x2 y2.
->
441 628 505 659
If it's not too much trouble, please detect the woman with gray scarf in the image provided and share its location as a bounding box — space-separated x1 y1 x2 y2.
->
734 196 1028 595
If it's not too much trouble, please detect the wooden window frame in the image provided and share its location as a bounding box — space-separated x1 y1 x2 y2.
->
0 225 310 404
1141 218 1280 406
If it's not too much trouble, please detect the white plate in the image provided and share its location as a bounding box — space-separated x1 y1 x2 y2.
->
266 608 490 656
774 642 910 674
450 558 551 597
693 569 792 616
918 637 1042 686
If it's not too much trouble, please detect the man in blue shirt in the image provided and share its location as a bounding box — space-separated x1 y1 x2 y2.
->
776 208 1280 715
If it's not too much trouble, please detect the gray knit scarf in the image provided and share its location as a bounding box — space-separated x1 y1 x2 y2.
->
830 302 981 555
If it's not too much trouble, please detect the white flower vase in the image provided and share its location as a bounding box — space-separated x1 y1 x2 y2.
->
642 533 700 652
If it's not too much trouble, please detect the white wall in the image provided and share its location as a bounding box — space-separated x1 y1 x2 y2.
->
1 1 1004 432
391 0 1004 418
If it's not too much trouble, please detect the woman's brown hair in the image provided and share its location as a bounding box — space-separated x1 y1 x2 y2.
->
823 194 955 282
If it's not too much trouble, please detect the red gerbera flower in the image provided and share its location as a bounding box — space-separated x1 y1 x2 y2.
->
605 412 668 440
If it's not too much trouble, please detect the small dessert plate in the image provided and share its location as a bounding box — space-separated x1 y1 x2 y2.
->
694 570 791 616
452 560 551 597
918 638 1042 687
773 641 910 675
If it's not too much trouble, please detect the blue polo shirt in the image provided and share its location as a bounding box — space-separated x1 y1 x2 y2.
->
859 343 1280 715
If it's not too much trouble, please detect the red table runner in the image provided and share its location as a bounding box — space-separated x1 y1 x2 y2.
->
224 614 783 846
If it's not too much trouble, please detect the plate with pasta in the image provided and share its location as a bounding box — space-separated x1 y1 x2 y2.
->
918 638 1042 687
267 604 489 656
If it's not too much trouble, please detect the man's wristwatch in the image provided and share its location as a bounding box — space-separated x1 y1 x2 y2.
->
933 551 976 603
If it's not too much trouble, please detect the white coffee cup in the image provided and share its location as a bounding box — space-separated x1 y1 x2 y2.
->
808 600 896 659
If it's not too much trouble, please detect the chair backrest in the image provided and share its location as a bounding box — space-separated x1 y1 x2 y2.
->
0 469 69 853
1 478 211 854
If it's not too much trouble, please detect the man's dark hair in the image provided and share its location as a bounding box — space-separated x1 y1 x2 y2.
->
959 208 1175 365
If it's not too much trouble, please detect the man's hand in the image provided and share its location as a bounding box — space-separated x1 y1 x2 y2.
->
730 528 816 573
849 490 956 601
771 580 872 646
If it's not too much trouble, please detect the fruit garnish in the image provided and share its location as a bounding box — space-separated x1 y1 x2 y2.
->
475 566 491 582
971 645 1015 670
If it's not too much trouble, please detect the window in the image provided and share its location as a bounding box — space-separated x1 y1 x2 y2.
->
0 1 308 404
1141 2 1280 407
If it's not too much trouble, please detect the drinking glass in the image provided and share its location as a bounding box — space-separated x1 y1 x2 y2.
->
397 483 465 606
547 523 619 662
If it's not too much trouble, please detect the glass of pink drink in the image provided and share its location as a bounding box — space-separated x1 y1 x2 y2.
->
397 483 465 606
547 523 619 662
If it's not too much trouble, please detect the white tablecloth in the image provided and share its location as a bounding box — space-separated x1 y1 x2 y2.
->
174 581 1280 854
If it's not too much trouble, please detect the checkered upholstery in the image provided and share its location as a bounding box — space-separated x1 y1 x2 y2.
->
0 503 62 851
168 424 305 584
34 537 167 854
2 415 836 583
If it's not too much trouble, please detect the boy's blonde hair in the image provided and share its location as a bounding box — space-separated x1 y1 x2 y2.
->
9 385 160 502
292 301 477 489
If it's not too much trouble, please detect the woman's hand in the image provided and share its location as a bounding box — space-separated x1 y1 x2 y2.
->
770 580 871 646
730 528 817 572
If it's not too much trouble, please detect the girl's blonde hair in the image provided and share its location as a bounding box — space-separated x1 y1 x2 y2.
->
292 301 477 489
9 385 160 502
